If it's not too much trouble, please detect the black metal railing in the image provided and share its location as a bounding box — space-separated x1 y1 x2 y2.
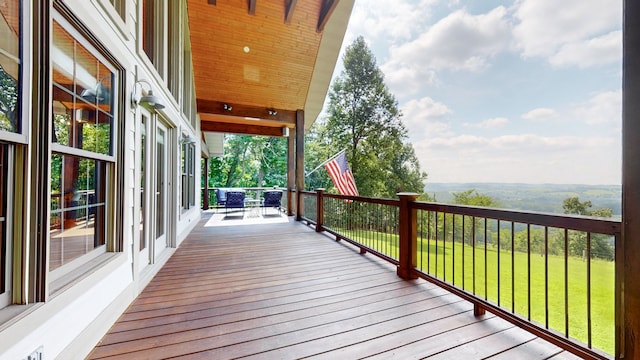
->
303 189 620 360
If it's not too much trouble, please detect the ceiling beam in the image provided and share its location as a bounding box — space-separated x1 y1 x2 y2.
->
201 120 287 137
248 0 256 15
317 0 339 32
285 0 298 23
197 99 296 124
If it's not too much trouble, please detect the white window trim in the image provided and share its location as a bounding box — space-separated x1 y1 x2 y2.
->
0 145 14 308
0 1 32 145
94 0 130 41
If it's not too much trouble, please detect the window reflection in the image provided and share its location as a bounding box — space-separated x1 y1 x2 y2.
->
50 154 106 270
52 22 113 156
0 1 21 133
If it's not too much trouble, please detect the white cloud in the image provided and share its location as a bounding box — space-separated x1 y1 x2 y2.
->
572 90 622 126
381 6 511 95
549 31 622 68
389 6 511 72
401 97 454 140
345 0 436 44
513 0 622 67
464 117 509 128
521 108 558 121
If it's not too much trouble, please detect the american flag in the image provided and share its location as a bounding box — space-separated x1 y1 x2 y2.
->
325 152 359 196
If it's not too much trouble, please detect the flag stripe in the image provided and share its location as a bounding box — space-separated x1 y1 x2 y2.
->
325 152 358 197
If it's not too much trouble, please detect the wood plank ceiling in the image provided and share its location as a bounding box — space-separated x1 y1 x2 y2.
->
187 0 352 139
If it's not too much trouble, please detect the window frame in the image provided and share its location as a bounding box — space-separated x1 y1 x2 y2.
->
140 0 166 80
48 11 120 282
0 144 14 308
95 0 129 40
180 140 195 211
0 0 31 145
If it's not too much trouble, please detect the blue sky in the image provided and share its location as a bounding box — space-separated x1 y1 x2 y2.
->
330 0 622 184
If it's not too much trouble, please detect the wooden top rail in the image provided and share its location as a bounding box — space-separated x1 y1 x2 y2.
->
412 201 621 235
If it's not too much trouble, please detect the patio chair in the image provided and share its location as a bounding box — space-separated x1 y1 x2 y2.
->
215 188 227 207
225 191 246 214
262 190 282 215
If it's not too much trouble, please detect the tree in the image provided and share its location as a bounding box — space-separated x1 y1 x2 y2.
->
452 189 499 208
319 36 426 198
0 65 18 131
450 189 499 245
207 134 287 188
562 196 592 215
562 196 614 260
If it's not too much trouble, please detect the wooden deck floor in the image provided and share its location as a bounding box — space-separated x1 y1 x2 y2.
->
88 211 583 359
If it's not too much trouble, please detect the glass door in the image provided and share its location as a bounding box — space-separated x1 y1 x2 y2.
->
153 122 168 257
138 114 150 268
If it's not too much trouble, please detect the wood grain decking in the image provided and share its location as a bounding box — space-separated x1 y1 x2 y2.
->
88 211 582 359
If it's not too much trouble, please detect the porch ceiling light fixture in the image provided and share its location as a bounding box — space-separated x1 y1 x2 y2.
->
132 79 165 110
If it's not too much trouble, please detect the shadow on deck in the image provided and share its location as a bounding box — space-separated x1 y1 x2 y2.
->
88 211 582 359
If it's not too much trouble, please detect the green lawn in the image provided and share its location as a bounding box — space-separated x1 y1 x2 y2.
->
336 227 615 355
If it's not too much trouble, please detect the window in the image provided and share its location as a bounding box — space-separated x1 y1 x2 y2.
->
168 1 180 100
0 0 21 308
142 0 164 76
50 18 116 274
181 142 195 210
108 0 126 21
0 0 21 133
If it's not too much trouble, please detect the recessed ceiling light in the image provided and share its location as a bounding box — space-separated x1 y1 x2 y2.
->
243 46 250 53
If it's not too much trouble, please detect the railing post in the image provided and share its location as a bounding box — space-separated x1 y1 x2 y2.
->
287 188 294 216
316 188 325 232
397 192 419 280
296 189 303 221
202 157 210 210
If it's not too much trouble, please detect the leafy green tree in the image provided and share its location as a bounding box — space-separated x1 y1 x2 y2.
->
448 189 499 245
562 196 614 260
452 189 499 208
207 134 287 189
562 196 592 215
320 36 426 198
0 65 18 131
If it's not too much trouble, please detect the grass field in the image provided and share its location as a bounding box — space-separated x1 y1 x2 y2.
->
338 227 615 355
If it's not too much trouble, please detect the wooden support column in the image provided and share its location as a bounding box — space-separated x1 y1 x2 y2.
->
287 126 295 216
295 110 304 221
397 192 418 280
202 157 210 210
623 1 640 357
315 188 325 232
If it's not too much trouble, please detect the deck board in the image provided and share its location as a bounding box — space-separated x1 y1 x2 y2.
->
88 212 579 359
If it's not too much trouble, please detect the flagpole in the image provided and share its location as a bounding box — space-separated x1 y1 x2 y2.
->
305 148 346 177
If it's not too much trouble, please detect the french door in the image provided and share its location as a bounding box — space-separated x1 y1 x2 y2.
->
138 112 170 270
153 122 168 257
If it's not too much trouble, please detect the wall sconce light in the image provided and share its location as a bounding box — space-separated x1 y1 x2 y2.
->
281 127 289 137
182 133 196 144
131 79 165 110
223 103 233 111
81 75 111 104
267 109 278 116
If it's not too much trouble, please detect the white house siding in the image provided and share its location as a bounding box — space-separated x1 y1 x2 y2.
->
0 0 201 359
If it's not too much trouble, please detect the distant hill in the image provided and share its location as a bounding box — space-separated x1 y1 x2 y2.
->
424 183 621 215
